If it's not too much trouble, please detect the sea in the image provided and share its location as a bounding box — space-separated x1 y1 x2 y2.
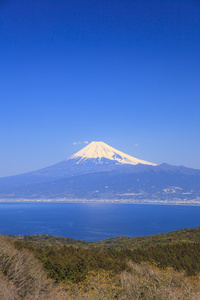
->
0 202 200 241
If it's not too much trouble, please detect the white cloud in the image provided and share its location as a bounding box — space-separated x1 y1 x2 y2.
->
84 141 89 144
73 141 84 145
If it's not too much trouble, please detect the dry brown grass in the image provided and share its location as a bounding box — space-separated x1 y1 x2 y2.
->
0 235 53 300
0 271 20 300
120 261 200 300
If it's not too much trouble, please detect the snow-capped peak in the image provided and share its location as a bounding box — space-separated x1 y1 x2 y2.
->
68 141 157 166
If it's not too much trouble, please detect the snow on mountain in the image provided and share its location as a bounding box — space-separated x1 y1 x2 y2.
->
2 141 200 203
68 141 157 166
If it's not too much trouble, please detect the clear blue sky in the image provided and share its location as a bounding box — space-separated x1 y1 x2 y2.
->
0 0 200 177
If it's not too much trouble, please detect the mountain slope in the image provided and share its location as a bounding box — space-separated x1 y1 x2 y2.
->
0 141 200 203
0 141 156 191
1 163 200 202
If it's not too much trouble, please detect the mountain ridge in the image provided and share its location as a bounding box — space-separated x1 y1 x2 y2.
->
0 141 200 203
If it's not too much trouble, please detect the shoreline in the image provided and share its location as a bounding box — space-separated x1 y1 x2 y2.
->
1 198 200 206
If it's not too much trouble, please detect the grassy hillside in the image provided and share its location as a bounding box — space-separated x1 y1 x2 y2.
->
1 227 200 299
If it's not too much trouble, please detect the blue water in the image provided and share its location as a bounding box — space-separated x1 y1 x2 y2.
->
0 203 200 241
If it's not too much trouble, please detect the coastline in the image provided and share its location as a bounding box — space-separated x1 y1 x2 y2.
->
1 198 200 206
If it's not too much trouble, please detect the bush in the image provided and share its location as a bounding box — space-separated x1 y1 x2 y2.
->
0 235 52 299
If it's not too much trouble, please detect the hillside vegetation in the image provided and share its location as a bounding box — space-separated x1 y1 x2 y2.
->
1 227 200 299
11 226 200 249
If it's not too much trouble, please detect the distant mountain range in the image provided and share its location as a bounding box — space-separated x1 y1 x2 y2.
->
0 141 200 204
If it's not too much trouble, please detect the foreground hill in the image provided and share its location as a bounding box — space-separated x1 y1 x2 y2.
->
0 141 200 203
2 227 200 299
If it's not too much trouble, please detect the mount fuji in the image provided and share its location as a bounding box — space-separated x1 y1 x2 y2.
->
0 141 200 204
69 141 157 166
